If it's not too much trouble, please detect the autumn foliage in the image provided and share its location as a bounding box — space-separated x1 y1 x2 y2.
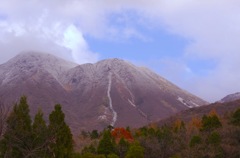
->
187 117 202 134
111 128 133 143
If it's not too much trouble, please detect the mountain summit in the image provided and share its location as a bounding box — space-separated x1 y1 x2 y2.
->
0 52 207 134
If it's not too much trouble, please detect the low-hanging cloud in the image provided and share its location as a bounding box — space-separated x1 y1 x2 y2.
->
0 0 101 64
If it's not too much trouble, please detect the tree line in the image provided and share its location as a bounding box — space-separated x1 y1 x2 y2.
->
0 96 240 158
77 108 240 158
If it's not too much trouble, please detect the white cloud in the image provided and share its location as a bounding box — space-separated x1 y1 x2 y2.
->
120 0 240 102
62 25 98 63
0 0 100 64
0 20 98 64
0 0 149 64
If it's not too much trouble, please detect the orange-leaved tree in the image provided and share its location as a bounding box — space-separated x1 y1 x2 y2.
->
111 127 133 143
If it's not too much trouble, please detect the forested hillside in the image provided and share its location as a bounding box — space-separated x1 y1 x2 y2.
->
76 106 240 158
0 97 240 158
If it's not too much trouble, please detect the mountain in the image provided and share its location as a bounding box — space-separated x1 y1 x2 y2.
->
219 92 240 103
0 52 207 134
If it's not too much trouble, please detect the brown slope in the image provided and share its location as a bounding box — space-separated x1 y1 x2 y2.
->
157 99 240 127
219 92 240 103
0 52 207 135
60 58 208 131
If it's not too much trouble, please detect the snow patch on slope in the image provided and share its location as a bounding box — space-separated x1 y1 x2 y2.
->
128 99 136 107
177 97 188 106
98 106 108 121
177 96 194 108
98 115 107 121
107 72 117 126
190 101 200 107
177 96 200 108
137 109 148 119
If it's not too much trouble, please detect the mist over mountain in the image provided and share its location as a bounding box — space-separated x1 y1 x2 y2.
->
0 52 207 134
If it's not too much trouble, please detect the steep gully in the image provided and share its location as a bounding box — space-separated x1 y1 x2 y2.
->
107 71 149 126
107 72 117 126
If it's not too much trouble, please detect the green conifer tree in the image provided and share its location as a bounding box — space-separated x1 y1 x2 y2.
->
32 108 49 157
97 130 115 156
0 96 32 158
48 104 73 158
117 137 129 158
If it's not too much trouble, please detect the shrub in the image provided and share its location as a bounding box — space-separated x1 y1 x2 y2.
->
189 135 202 147
231 108 240 126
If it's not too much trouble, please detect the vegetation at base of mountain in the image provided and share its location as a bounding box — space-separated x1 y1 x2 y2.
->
0 101 11 140
231 108 240 126
97 130 116 156
76 106 240 158
125 142 144 158
0 96 73 158
0 96 240 158
48 104 74 157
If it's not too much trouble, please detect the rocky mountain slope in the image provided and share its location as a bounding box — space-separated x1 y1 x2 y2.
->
219 92 240 103
0 52 208 134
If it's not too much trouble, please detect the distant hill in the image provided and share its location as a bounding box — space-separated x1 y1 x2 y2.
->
157 98 240 126
219 92 240 103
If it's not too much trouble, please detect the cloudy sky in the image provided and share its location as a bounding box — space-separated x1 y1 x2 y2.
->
0 0 239 102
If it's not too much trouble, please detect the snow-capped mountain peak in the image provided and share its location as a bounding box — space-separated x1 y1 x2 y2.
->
0 52 77 85
0 52 208 133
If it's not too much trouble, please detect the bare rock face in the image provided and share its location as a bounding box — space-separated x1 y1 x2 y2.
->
0 52 208 134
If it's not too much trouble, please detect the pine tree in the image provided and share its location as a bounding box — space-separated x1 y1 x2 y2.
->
97 130 115 156
32 108 49 157
117 137 129 158
48 104 73 158
0 96 32 158
0 101 10 140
